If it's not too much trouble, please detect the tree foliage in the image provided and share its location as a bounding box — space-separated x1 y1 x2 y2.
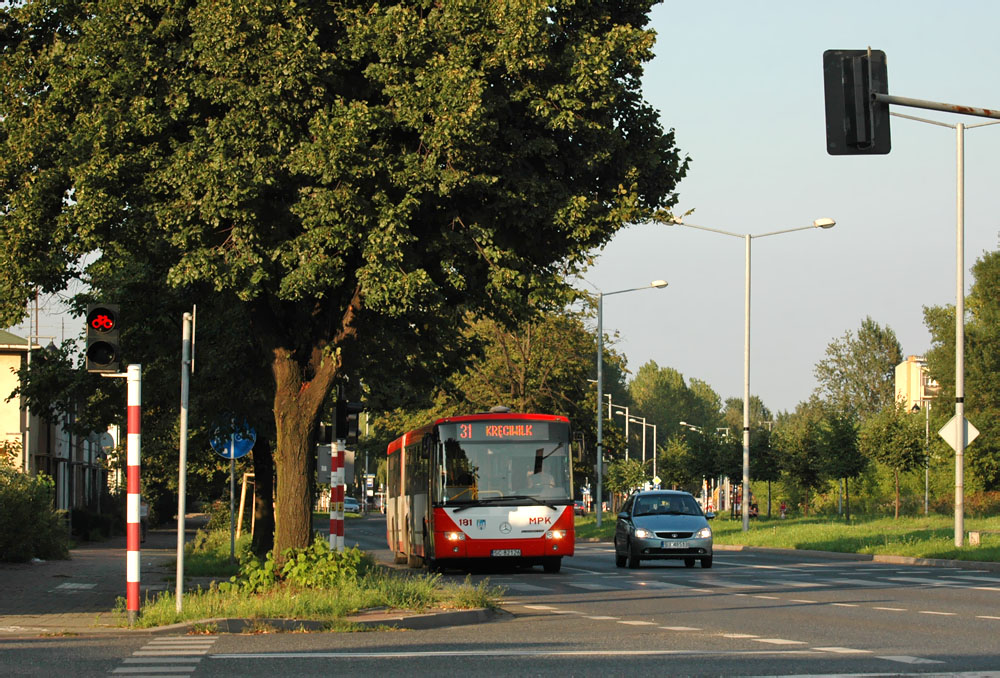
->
858 404 926 518
1 0 688 553
813 317 903 420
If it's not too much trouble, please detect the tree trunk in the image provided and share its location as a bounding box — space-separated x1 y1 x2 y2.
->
845 476 851 522
896 468 901 519
251 437 275 558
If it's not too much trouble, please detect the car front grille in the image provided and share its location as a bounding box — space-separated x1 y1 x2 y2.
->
654 531 693 539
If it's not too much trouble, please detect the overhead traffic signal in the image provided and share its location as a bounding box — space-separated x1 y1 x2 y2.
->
823 49 891 155
335 401 364 444
86 303 120 373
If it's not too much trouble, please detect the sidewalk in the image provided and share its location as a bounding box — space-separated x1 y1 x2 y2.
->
0 519 192 638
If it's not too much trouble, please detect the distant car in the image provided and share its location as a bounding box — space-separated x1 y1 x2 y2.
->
344 496 360 513
614 490 713 569
573 500 586 516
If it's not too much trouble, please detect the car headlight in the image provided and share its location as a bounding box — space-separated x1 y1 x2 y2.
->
695 526 712 539
633 527 654 539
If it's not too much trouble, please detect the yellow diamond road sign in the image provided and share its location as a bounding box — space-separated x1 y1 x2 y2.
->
938 415 979 453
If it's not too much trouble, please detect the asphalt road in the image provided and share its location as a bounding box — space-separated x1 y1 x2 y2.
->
3 514 999 677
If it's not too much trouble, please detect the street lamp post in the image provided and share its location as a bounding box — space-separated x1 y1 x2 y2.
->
628 416 657 482
890 112 999 546
611 405 632 460
670 217 836 532
596 280 668 527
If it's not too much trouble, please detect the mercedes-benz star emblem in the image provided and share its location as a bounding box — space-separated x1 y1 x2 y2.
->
499 522 512 534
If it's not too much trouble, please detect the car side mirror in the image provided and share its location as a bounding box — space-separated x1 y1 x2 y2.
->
705 511 715 520
617 512 629 520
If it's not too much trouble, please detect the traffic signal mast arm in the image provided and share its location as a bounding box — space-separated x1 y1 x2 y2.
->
872 92 1000 121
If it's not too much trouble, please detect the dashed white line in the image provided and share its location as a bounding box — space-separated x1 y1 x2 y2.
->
618 620 656 626
813 646 872 654
976 615 1000 620
873 606 907 611
831 603 858 607
660 626 700 631
918 610 956 616
790 599 817 603
753 638 806 645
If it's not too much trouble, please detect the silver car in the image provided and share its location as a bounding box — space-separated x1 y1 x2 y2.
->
614 490 714 569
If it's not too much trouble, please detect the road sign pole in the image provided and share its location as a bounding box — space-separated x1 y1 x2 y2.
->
176 312 192 612
230 434 236 561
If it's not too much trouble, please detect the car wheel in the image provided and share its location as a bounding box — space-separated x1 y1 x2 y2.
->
627 540 641 569
684 557 696 568
701 556 713 569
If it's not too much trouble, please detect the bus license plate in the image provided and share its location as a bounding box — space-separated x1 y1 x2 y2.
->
491 549 521 557
662 541 685 549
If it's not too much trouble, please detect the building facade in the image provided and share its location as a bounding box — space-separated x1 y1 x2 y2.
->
1 329 108 510
895 354 940 412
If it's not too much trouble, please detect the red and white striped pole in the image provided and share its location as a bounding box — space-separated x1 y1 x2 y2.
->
126 364 142 625
328 440 345 552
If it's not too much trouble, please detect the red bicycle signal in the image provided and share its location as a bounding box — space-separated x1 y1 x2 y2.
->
90 309 115 332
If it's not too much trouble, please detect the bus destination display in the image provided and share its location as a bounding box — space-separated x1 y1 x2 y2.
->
442 421 550 442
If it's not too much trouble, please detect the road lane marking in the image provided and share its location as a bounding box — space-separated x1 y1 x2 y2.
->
829 578 887 587
976 615 1000 620
618 620 656 625
790 599 817 603
720 633 757 638
753 638 806 645
877 655 944 664
660 626 701 631
831 603 858 607
753 595 780 600
814 646 872 654
918 610 956 616
563 582 620 591
873 606 907 611
521 604 555 610
584 616 619 620
761 579 828 588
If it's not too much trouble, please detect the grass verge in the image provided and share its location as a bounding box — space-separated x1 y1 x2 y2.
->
122 529 504 629
575 511 1000 562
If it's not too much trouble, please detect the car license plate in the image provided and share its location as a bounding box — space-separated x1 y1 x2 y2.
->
662 541 685 549
491 549 521 557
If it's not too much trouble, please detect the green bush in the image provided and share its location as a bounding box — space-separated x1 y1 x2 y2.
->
223 538 374 594
0 448 69 562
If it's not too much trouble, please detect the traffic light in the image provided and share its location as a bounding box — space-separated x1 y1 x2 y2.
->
335 401 364 444
85 303 120 373
823 49 891 155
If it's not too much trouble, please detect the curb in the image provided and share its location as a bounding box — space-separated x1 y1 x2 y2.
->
140 607 501 635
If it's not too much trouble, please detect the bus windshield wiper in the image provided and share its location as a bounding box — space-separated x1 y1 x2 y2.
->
452 495 562 512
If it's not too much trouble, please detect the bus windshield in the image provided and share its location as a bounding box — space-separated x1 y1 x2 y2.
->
435 421 571 505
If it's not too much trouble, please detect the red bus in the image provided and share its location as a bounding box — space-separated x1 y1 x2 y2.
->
386 410 574 573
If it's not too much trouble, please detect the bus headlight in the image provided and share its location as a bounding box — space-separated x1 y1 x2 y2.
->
545 530 566 540
445 531 466 541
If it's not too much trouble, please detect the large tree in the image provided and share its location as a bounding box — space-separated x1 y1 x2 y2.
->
858 404 925 518
925 247 1000 491
1 0 688 553
813 317 903 420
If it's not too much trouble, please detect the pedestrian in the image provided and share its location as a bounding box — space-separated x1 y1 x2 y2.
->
779 501 787 519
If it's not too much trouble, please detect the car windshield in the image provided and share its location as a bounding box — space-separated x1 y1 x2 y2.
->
632 494 701 517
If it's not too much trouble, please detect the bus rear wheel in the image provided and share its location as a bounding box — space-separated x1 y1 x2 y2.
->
542 557 562 574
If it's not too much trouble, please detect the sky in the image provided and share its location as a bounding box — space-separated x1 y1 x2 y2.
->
8 1 1000 415
583 0 1000 414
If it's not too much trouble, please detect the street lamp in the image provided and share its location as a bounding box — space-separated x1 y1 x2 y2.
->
670 217 836 532
595 280 668 527
628 415 657 481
